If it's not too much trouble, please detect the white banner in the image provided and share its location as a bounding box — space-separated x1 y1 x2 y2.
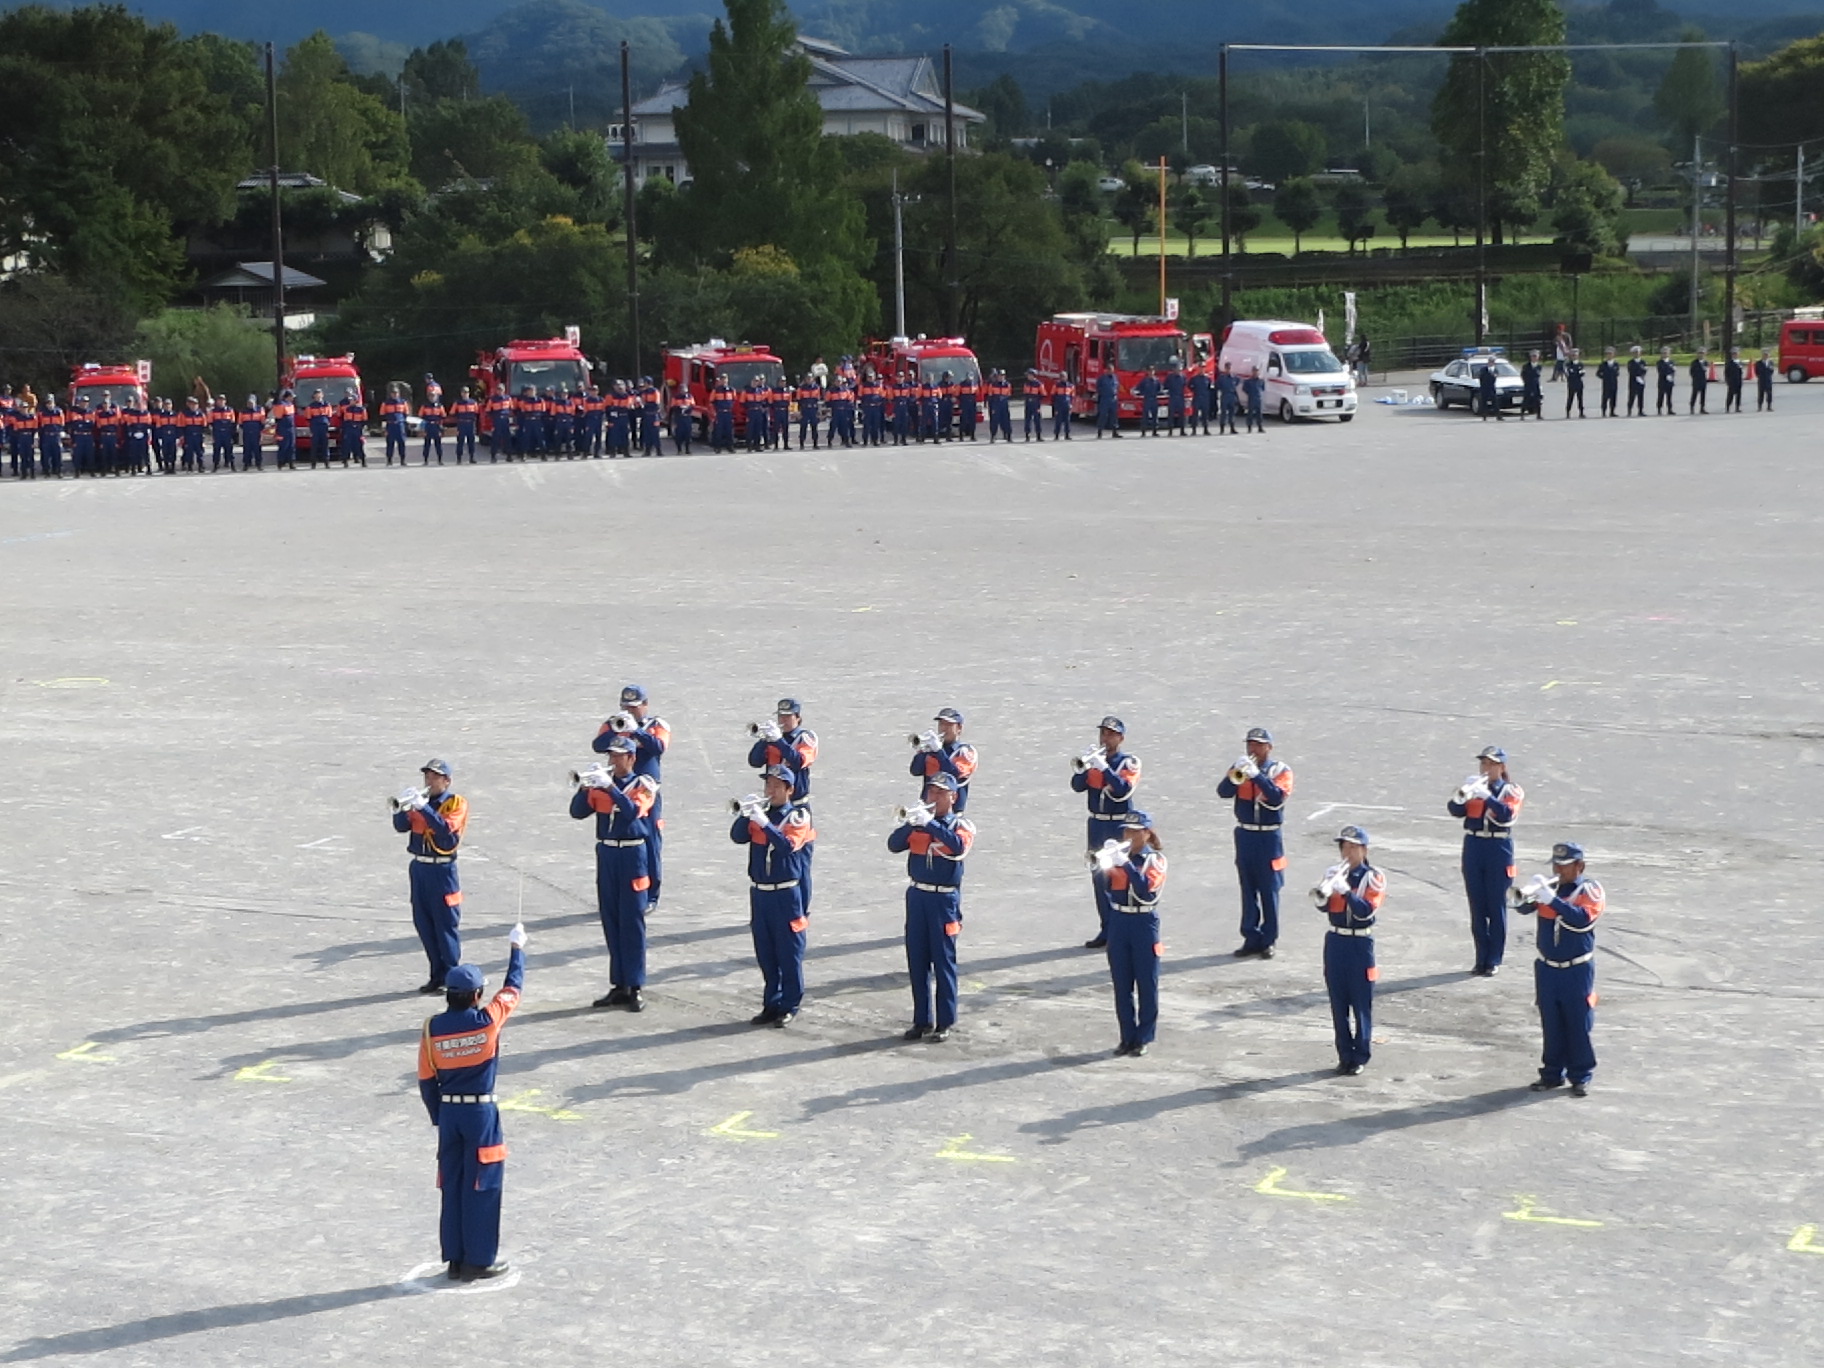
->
1344 291 1358 345
564 325 581 347
1164 297 1179 321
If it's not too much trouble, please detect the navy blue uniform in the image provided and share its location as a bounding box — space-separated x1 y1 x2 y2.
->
731 803 815 1018
1097 848 1165 1050
1218 758 1293 952
1071 749 1140 936
570 774 656 991
1526 875 1605 1086
393 792 467 987
888 812 974 1032
1317 862 1383 1068
1448 777 1524 973
594 712 671 902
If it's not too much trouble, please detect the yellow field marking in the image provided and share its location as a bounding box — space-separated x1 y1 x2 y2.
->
1254 1166 1348 1202
706 1110 780 1141
1541 681 1561 691
1788 1225 1824 1254
499 1088 582 1121
56 1041 115 1063
233 1059 293 1084
936 1134 1015 1164
1504 1195 1603 1228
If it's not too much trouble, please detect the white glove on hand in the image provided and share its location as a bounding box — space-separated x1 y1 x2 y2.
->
1092 839 1128 872
759 720 782 742
509 922 527 948
1084 751 1108 772
609 711 636 734
408 792 430 812
740 800 766 822
916 730 941 753
1520 873 1553 902
1234 757 1260 780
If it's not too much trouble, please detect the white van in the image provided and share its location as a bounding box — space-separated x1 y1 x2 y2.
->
1218 319 1358 422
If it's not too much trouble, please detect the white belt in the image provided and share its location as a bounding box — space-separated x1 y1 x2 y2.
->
1539 952 1594 968
911 882 958 893
1089 811 1128 822
440 1094 495 1104
413 855 456 864
1468 829 1511 839
1328 926 1374 937
754 880 799 891
597 838 645 847
1237 823 1280 832
1116 903 1157 915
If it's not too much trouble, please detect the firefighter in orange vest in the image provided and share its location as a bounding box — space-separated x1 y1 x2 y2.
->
796 373 823 449
485 389 513 461
381 386 410 464
303 388 333 468
452 386 480 462
339 390 368 465
985 369 1012 442
392 759 469 992
209 393 237 470
419 389 446 464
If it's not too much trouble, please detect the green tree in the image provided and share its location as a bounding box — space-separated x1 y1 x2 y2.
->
403 38 481 104
1057 161 1114 263
1112 166 1156 254
136 304 274 403
1742 35 1824 148
408 96 541 189
1591 136 1673 200
1171 183 1212 257
1382 165 1435 248
1248 120 1326 183
968 73 1029 139
1431 0 1571 243
662 0 868 282
1431 175 1478 245
540 129 623 225
1275 178 1323 253
1334 183 1376 253
1225 184 1263 252
1655 31 1723 151
1549 159 1627 257
278 32 414 194
0 274 138 396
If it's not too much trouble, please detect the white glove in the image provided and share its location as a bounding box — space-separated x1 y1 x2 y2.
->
407 792 430 812
916 730 941 753
1233 757 1259 780
759 720 782 742
740 800 766 822
609 711 636 734
1519 873 1552 902
508 922 527 948
1084 750 1108 772
1092 839 1128 871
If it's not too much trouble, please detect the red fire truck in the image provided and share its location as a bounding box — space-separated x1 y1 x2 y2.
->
283 354 365 459
68 361 148 410
662 339 787 438
861 335 983 395
469 334 593 438
1033 312 1216 421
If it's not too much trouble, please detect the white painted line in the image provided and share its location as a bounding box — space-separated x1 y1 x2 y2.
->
1305 803 1406 823
160 826 207 841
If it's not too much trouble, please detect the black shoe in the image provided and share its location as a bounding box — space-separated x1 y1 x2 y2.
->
773 1009 797 1028
903 1024 930 1041
927 1027 950 1043
1569 1082 1588 1097
462 1261 510 1281
447 1261 463 1280
1084 935 1107 949
1129 1043 1148 1057
1485 964 1500 976
751 1008 779 1025
418 980 444 995
1112 1042 1132 1056
1259 946 1275 959
1530 1078 1564 1092
592 988 627 1009
1335 1062 1352 1075
1343 1062 1364 1075
626 988 645 1013
1232 945 1262 958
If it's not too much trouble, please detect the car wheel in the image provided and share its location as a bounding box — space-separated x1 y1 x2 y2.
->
1430 382 1443 406
1787 366 1808 383
1279 399 1294 423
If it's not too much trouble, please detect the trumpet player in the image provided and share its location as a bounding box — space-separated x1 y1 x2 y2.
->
747 697 818 912
594 684 671 907
1219 727 1294 960
1448 745 1525 977
730 765 816 1026
887 773 976 1043
909 707 977 811
1069 715 1141 949
570 736 658 1011
391 759 469 995
1313 825 1384 1076
1093 812 1165 1057
1517 843 1604 1096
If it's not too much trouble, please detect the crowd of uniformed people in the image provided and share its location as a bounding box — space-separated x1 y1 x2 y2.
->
408 688 1608 1280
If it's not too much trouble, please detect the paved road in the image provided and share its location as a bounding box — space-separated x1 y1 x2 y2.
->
2 386 1819 1365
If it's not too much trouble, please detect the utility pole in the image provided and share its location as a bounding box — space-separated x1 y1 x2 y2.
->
1474 49 1487 347
1181 91 1189 156
1218 45 1231 323
621 42 640 376
942 44 960 337
1723 45 1738 346
1157 157 1168 316
1691 133 1702 345
266 42 286 392
891 168 918 338
1798 145 1806 239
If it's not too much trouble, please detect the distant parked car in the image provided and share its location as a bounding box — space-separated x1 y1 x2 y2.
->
1184 164 1220 186
1429 349 1524 413
1097 176 1125 193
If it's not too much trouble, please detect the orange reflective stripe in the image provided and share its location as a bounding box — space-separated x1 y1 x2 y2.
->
1506 865 1517 878
477 1144 507 1164
444 891 463 907
1270 856 1288 872
1153 942 1165 957
1587 993 1599 1007
788 916 808 933
943 922 960 936
632 876 651 891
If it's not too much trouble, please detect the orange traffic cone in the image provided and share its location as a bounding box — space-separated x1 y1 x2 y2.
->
1708 359 1718 381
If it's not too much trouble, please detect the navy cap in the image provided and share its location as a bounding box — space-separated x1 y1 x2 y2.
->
1245 727 1274 744
1551 841 1585 865
1336 824 1371 846
445 964 484 993
1477 745 1508 763
924 772 959 793
620 684 648 705
1121 810 1153 829
1098 715 1126 735
604 735 637 754
420 758 452 778
762 763 795 783
776 697 802 716
935 707 965 725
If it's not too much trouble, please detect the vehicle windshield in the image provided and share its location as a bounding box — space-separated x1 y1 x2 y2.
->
1472 360 1520 378
918 358 982 387
1280 349 1345 375
1114 335 1185 372
298 377 362 406
717 360 787 390
508 359 588 395
74 383 144 408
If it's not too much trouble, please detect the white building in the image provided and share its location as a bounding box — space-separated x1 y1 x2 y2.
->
611 36 985 187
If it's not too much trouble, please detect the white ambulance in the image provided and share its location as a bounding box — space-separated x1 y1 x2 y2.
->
1217 319 1358 423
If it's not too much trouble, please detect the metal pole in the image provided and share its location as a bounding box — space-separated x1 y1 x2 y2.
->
1157 157 1168 316
892 168 907 338
1182 91 1189 156
1475 49 1487 346
1219 45 1231 322
1798 145 1805 239
943 44 959 337
266 42 285 391
1691 133 1701 344
1724 46 1738 347
621 42 640 375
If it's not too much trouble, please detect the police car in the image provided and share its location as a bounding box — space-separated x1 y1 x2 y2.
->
1429 348 1525 414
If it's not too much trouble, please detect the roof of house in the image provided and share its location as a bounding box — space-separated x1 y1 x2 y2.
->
202 262 328 291
628 39 982 123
